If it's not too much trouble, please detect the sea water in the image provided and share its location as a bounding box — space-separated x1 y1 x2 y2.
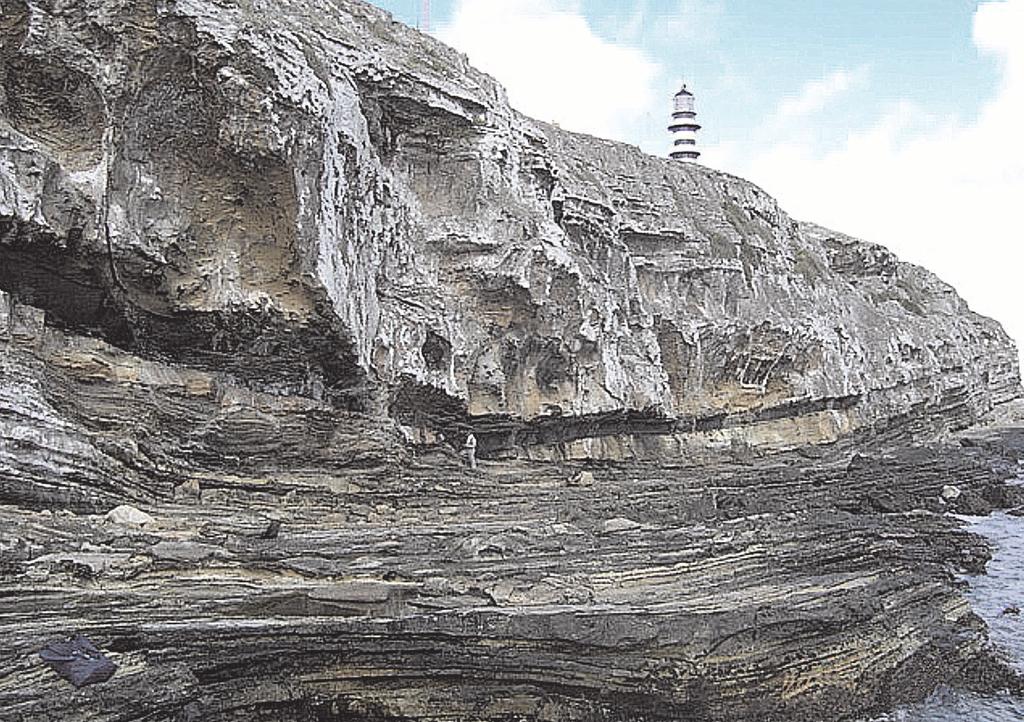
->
870 501 1024 721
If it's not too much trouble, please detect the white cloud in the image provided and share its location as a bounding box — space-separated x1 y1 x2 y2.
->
437 0 660 140
713 0 1024 362
771 67 869 124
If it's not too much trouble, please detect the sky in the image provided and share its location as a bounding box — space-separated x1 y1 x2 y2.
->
370 0 1024 364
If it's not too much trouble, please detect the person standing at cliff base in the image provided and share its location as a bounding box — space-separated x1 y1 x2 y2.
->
464 432 478 470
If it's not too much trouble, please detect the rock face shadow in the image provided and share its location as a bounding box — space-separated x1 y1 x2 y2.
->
1 54 106 171
0 0 29 57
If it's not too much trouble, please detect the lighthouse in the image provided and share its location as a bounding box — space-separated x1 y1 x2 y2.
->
668 84 701 162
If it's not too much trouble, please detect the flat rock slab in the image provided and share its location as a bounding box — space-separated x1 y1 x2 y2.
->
307 582 406 604
601 517 642 534
38 636 117 688
150 541 226 563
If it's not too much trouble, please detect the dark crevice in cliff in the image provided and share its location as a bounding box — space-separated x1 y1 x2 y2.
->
389 379 470 435
420 331 450 371
0 53 107 171
471 393 860 457
0 1 29 57
362 92 479 163
390 374 862 457
0 220 123 338
0 220 371 410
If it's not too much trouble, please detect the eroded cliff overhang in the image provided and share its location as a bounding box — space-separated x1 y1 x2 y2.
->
0 0 1019 461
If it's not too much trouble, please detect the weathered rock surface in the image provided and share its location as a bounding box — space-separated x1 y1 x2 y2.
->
2 0 1024 720
0 0 1018 466
3 430 1024 722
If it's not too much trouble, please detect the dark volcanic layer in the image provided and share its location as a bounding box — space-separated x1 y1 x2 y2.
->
1 1 1023 720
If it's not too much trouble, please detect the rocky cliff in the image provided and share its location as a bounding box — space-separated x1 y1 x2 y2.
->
2 1 1023 721
0 0 1017 468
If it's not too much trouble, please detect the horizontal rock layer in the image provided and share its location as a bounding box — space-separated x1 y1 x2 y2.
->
3 428 1024 722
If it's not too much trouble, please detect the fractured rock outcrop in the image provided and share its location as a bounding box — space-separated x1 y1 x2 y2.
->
2 1 1024 721
0 0 1017 469
3 430 1024 722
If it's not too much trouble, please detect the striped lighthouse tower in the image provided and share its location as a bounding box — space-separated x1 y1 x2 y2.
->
668 83 701 162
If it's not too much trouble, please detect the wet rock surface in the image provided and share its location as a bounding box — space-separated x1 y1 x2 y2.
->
2 1 1024 720
869 503 1024 721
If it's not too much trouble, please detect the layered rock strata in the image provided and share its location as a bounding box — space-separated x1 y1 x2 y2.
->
0 0 1018 466
2 1 1024 721
3 429 1024 722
